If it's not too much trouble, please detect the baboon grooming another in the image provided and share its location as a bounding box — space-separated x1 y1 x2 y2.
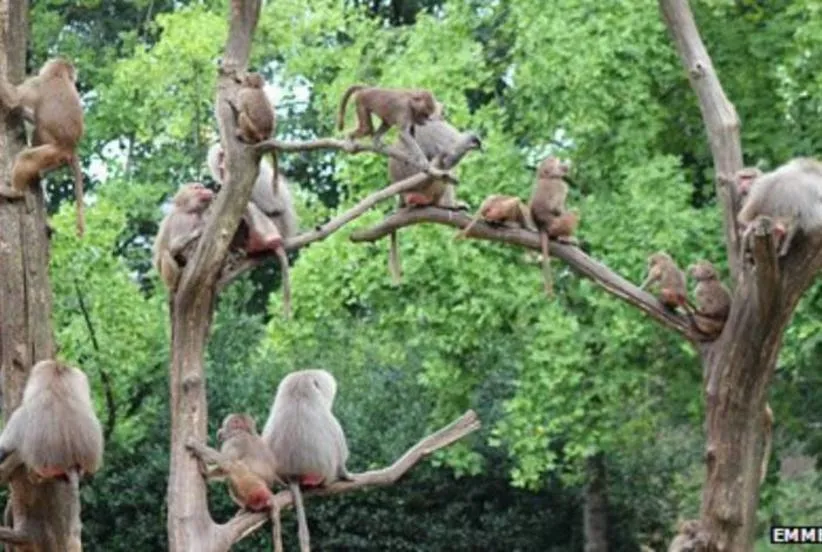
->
207 143 298 318
736 158 822 258
337 85 437 165
529 156 571 296
152 183 215 293
640 252 694 314
386 103 483 282
0 360 103 482
0 58 86 236
263 369 352 552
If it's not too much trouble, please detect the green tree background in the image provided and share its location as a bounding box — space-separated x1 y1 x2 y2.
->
21 0 822 549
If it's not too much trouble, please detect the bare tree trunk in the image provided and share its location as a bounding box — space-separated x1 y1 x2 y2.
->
0 1 85 550
583 454 608 552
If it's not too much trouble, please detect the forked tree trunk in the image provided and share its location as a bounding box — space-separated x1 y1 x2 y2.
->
0 1 85 550
659 1 822 549
583 454 608 552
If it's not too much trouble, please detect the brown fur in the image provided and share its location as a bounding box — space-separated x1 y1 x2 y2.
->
456 195 533 239
207 143 297 318
0 360 103 481
640 252 693 313
548 210 579 242
262 369 351 552
337 85 437 142
688 261 731 338
232 72 279 182
0 58 86 236
152 183 214 293
529 157 570 296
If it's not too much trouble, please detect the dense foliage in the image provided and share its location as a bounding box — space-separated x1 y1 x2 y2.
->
24 0 822 549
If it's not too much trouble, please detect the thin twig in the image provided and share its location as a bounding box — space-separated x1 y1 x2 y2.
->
255 138 456 182
73 279 117 442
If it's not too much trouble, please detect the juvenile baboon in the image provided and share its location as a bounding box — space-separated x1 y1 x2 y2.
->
737 158 822 257
216 413 283 550
152 183 215 293
262 369 351 552
337 85 437 165
456 195 533 239
386 107 483 282
0 58 85 236
529 156 570 296
547 210 579 243
640 252 693 313
230 72 279 179
207 143 297 318
688 261 731 338
0 360 103 482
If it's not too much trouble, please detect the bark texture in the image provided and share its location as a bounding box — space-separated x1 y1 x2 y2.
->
0 1 84 549
583 454 608 552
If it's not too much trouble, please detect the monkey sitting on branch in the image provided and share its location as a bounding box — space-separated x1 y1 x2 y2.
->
640 252 695 314
207 143 298 318
385 102 483 283
687 260 732 339
228 72 280 179
456 195 534 239
262 369 352 552
736 158 822 259
188 413 283 551
0 57 86 237
529 156 575 297
0 360 103 484
152 183 215 293
337 84 438 166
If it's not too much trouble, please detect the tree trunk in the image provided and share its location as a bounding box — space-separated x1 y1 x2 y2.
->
583 454 608 552
0 1 85 550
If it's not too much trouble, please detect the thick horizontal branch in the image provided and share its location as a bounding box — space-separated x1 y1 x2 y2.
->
255 138 455 182
0 527 30 545
350 208 704 342
216 171 438 288
219 409 482 545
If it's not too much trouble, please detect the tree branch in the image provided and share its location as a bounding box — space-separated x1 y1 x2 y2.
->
659 0 744 281
216 171 439 288
750 218 780 319
219 409 482 546
350 207 704 341
255 138 455 182
0 452 22 484
0 527 30 545
73 279 117 442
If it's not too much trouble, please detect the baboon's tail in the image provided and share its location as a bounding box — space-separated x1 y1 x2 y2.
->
337 85 367 131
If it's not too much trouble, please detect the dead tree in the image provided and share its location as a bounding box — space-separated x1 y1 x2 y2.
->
0 0 86 550
350 0 808 548
165 2 478 551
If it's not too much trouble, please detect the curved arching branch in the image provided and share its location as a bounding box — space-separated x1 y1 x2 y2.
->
219 410 482 546
350 207 704 342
